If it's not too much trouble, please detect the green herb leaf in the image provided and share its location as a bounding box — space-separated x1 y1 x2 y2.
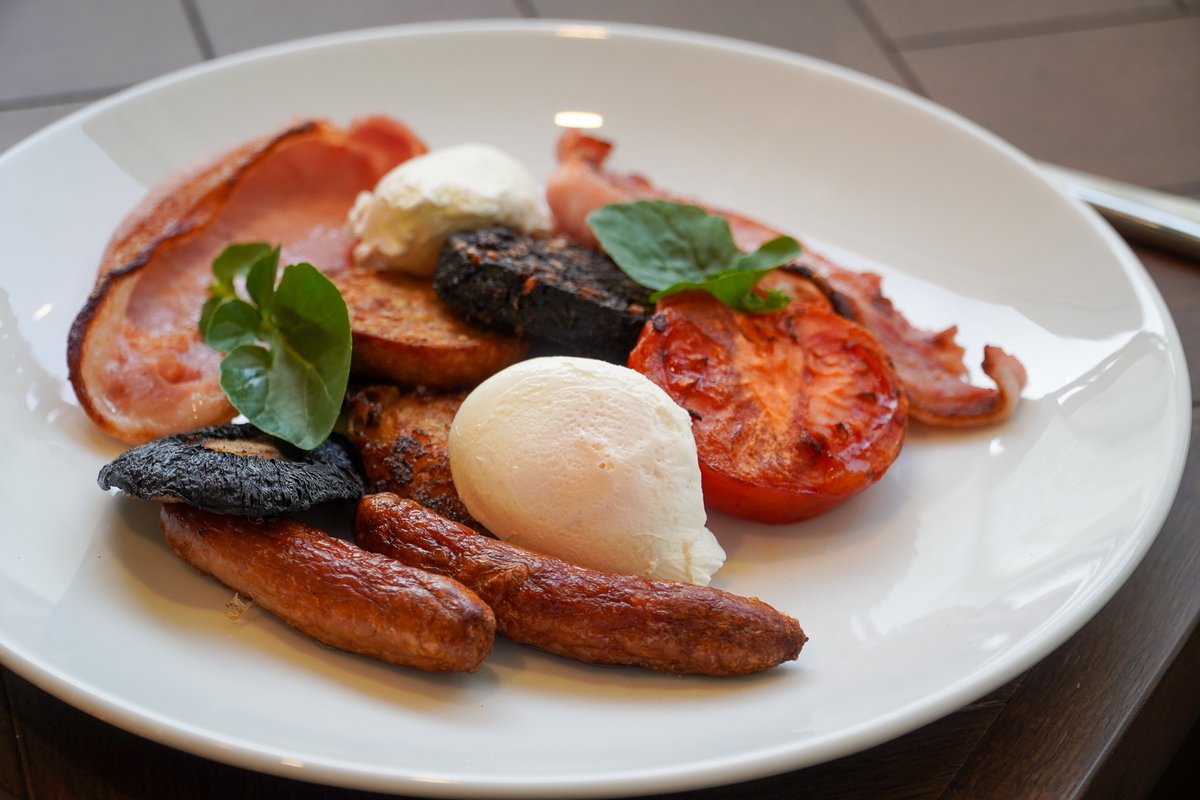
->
652 267 792 312
199 243 279 350
211 242 278 297
586 200 801 313
199 296 260 353
200 244 351 450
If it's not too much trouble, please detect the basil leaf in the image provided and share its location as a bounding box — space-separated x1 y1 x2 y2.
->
244 250 279 310
218 345 272 420
733 235 803 272
218 336 335 452
201 243 278 337
587 201 740 289
212 242 277 295
200 245 351 450
740 287 792 312
586 200 801 313
199 296 260 353
652 266 791 312
270 262 352 405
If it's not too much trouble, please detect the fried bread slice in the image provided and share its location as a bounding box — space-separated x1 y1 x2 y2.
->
344 384 482 531
333 267 529 389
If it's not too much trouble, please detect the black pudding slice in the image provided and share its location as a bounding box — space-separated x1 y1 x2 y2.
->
433 226 653 363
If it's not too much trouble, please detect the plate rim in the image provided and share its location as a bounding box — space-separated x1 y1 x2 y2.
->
0 17 1191 799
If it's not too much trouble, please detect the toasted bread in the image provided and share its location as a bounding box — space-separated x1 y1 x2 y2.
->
344 384 482 531
333 267 529 388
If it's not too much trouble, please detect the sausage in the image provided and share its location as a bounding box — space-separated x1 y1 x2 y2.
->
354 493 807 676
160 504 495 672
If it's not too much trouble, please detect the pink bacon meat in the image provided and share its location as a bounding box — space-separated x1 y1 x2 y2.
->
68 116 427 444
546 129 1026 427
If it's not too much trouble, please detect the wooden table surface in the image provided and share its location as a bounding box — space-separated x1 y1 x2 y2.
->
2 3 1199 799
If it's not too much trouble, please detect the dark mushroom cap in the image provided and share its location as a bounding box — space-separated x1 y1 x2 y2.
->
98 423 365 516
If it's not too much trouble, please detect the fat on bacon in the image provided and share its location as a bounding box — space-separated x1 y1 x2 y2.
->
67 116 427 444
546 129 1026 427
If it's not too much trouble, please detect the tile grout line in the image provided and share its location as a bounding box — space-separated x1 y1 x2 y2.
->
513 0 539 18
891 7 1185 53
0 1 214 115
179 0 216 61
846 0 929 98
0 87 128 114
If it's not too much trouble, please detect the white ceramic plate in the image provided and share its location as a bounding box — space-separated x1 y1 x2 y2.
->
0 20 1190 799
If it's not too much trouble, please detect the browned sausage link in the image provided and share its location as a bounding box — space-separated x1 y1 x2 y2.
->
161 504 495 672
354 493 807 676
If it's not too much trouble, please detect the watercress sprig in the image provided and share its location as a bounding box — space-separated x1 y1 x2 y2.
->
199 243 352 450
586 200 801 313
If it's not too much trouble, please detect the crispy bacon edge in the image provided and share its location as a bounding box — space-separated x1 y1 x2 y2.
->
546 129 1027 427
67 116 428 444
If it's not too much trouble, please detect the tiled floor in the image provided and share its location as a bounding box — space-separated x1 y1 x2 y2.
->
1 0 1198 199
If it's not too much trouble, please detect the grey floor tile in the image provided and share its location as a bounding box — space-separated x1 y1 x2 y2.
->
863 0 1180 43
901 16 1200 194
528 0 910 87
0 0 204 105
194 0 524 57
0 103 90 156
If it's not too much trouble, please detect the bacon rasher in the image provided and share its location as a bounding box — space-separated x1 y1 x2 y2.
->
68 116 427 444
546 129 1026 427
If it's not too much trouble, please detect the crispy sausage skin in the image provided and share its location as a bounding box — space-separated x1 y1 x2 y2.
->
161 504 495 672
354 493 807 676
548 128 1025 428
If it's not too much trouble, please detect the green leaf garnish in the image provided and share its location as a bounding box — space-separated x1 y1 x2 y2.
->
586 200 801 313
199 243 351 450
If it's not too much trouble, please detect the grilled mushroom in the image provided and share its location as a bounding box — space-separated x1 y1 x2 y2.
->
98 423 365 516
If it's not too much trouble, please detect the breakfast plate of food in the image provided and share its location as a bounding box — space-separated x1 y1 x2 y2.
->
0 19 1189 798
